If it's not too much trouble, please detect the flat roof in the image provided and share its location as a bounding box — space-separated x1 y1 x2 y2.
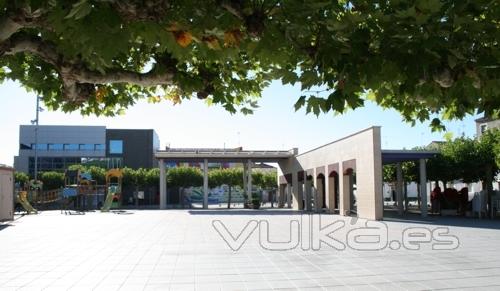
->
0 164 14 172
381 150 439 165
155 148 294 163
155 147 439 164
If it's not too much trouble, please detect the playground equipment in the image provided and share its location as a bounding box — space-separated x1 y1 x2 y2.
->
14 180 42 214
61 170 106 213
101 169 123 212
16 190 37 214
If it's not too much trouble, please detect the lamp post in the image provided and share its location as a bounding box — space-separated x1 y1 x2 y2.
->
31 96 43 181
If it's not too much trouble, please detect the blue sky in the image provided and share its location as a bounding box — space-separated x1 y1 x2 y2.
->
0 79 478 166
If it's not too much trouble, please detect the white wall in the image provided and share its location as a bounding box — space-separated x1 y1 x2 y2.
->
278 127 383 220
0 167 14 221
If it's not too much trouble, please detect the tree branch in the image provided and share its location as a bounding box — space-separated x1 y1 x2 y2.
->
0 6 47 42
74 67 175 86
2 33 59 66
0 17 24 42
2 34 176 101
221 2 244 20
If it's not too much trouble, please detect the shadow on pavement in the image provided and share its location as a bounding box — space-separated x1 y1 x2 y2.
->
383 211 500 230
188 209 304 216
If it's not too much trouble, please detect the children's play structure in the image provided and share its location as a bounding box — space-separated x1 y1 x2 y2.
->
15 168 123 214
101 169 123 212
16 181 40 214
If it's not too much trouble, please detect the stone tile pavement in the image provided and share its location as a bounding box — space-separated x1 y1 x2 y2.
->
0 209 500 290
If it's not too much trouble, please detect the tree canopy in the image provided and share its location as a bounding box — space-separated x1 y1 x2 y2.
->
426 129 499 184
1 1 499 129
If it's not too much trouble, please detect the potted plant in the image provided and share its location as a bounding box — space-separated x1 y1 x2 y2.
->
250 196 261 209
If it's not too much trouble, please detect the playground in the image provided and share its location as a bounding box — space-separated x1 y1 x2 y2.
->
14 168 124 215
1 210 500 290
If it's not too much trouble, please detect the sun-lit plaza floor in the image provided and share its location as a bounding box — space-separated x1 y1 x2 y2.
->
1 209 500 291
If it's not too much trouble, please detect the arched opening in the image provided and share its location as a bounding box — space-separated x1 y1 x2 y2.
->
328 171 339 212
343 168 357 215
316 173 326 210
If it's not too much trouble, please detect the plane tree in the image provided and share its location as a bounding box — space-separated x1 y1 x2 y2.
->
0 0 499 129
209 168 243 208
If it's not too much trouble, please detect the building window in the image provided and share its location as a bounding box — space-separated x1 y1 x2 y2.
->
109 140 123 154
480 123 488 134
20 143 32 150
64 144 79 151
31 143 47 150
94 144 105 151
48 143 64 151
79 144 94 151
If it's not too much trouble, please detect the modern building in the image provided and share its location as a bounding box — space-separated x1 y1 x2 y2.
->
475 114 500 138
14 125 159 175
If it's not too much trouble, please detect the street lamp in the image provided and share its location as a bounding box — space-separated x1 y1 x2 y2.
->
31 96 43 181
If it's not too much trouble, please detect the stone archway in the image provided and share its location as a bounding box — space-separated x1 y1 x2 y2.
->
316 173 326 210
328 171 339 212
343 168 357 215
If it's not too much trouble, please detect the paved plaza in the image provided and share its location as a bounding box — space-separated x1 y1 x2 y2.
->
1 210 500 291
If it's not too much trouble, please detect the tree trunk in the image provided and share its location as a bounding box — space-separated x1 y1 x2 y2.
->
417 182 421 209
179 187 183 208
485 165 494 218
227 185 232 209
135 185 139 208
403 181 408 212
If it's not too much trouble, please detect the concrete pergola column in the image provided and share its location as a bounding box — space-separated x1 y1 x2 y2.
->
396 162 404 215
339 166 350 216
327 175 335 212
159 159 166 210
419 158 428 217
292 172 300 210
305 179 312 212
278 184 285 207
246 159 252 200
316 178 324 213
286 184 292 208
203 159 208 209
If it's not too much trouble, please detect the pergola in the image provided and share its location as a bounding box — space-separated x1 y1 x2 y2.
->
155 148 294 209
381 150 439 217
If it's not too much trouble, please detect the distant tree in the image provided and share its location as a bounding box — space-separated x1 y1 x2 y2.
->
86 166 106 185
135 168 149 188
251 171 264 189
121 167 137 187
427 132 499 217
477 129 500 217
167 167 203 188
383 164 396 183
261 172 277 190
209 168 243 208
39 171 65 190
426 151 456 187
14 171 29 187
145 168 160 188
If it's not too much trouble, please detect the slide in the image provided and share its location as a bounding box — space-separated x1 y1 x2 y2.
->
16 191 38 214
101 186 117 212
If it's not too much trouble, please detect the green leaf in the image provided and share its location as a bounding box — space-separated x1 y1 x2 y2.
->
65 0 92 20
294 96 306 111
